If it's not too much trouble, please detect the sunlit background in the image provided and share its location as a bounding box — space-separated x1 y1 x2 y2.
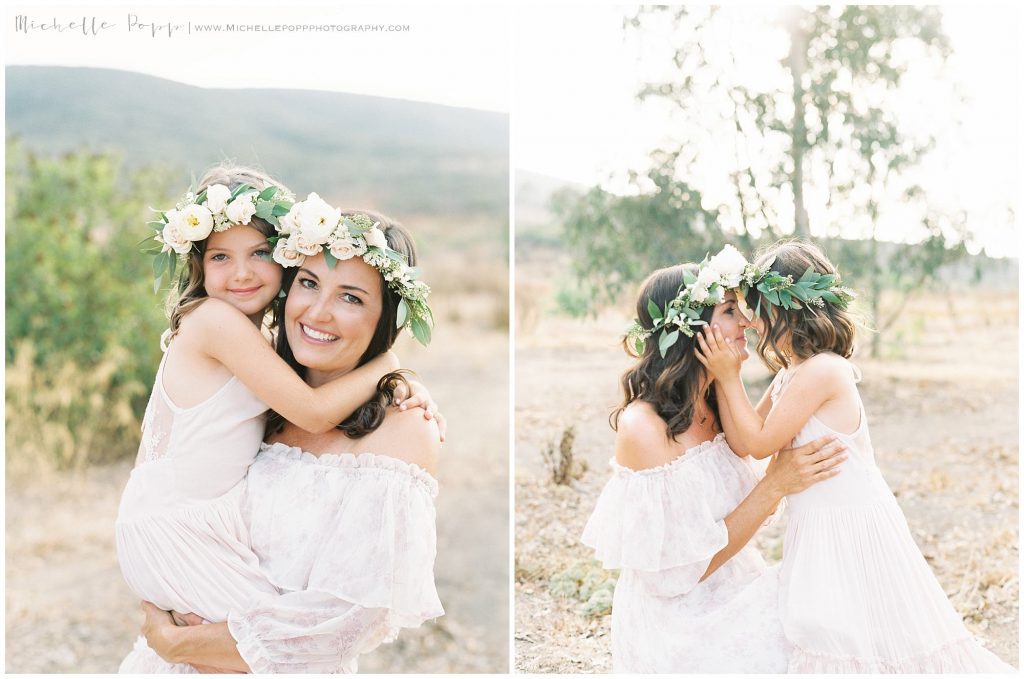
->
516 4 1018 257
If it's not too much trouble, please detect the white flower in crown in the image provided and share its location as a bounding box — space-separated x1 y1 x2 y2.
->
277 209 296 236
707 244 748 288
294 192 341 244
204 184 231 214
290 233 322 257
695 265 718 288
362 249 390 269
225 193 257 225
328 236 363 261
169 204 214 242
160 220 192 255
364 224 388 250
272 239 305 267
689 284 710 304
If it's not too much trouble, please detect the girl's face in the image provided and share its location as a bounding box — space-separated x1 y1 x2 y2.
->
203 225 283 323
284 252 383 385
709 290 751 358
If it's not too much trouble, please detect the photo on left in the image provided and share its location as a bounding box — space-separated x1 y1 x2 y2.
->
5 5 509 673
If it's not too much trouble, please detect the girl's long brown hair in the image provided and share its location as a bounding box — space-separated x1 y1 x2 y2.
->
266 210 416 439
610 264 719 440
165 165 290 340
745 239 858 372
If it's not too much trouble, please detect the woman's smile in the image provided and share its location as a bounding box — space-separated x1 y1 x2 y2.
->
299 323 340 344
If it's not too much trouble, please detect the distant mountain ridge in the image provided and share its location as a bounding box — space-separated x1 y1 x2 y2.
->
6 65 508 216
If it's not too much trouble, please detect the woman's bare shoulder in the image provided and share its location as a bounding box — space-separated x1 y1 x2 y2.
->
373 406 441 475
614 401 678 471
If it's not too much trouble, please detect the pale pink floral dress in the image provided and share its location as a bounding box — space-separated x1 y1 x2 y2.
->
116 347 443 673
582 434 791 673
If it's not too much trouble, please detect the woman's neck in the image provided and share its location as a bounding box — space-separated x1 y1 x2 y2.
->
305 365 357 388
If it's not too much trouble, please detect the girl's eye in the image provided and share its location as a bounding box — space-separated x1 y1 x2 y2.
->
254 248 272 259
299 277 318 290
210 253 227 262
341 293 363 305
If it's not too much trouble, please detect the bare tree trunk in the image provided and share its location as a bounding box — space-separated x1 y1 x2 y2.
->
787 9 810 238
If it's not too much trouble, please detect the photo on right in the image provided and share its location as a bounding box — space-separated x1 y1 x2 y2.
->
514 5 1019 674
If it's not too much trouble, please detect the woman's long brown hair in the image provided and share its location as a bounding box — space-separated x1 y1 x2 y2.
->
610 263 719 440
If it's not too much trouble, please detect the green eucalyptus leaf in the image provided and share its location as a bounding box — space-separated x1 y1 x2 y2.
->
396 299 409 328
230 183 252 199
658 329 679 357
820 290 840 304
324 250 338 269
254 200 273 219
647 298 662 321
258 186 278 201
411 316 432 345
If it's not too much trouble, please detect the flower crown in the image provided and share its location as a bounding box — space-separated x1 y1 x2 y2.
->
145 181 295 292
269 193 433 346
626 245 856 357
741 254 857 319
626 245 749 357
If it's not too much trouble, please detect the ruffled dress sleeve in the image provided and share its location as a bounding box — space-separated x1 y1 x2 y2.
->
227 444 445 673
581 435 760 597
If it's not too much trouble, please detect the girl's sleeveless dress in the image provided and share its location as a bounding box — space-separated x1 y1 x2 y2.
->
582 434 791 673
115 347 279 671
774 359 1015 673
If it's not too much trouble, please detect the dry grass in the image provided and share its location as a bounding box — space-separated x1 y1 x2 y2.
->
514 280 1019 672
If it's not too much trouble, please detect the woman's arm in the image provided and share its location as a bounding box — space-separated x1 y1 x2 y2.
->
142 602 249 672
698 434 846 581
697 325 840 458
185 298 397 434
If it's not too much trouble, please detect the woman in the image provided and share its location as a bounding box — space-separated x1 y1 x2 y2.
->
581 260 846 673
130 211 443 673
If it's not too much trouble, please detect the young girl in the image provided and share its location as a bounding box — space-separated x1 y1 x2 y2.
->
695 239 1014 673
116 166 439 631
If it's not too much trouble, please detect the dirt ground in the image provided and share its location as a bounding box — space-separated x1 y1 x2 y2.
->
5 308 510 673
514 291 1019 673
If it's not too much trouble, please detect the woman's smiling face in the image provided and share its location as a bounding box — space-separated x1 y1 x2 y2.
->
709 290 751 358
284 252 383 384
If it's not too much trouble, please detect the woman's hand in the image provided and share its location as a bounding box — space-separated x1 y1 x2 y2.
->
151 606 244 674
141 601 181 663
765 435 847 497
170 610 206 627
395 379 446 443
694 324 745 380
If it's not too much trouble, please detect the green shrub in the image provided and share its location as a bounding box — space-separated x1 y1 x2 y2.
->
5 140 174 467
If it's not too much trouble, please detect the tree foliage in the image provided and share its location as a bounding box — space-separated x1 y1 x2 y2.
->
6 140 174 466
555 6 968 343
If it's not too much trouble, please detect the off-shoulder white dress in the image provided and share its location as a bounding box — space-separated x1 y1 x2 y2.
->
119 438 443 673
582 434 791 673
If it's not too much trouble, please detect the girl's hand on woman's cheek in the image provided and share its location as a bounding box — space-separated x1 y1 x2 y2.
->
694 325 744 378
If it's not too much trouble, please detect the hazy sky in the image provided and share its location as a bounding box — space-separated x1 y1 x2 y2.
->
6 4 511 111
514 5 1021 257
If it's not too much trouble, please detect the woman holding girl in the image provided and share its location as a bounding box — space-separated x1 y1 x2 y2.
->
581 250 846 673
117 167 443 672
